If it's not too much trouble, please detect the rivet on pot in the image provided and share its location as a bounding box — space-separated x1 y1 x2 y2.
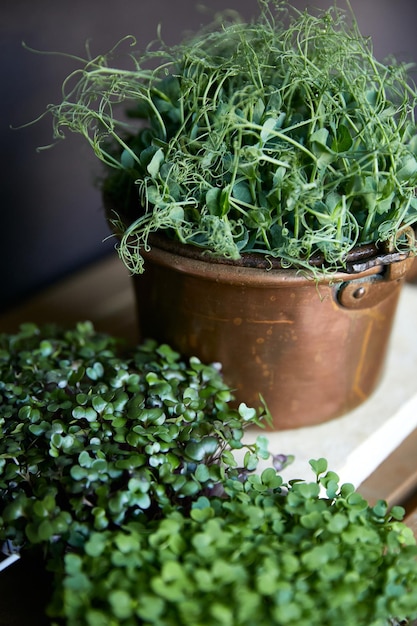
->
353 286 366 299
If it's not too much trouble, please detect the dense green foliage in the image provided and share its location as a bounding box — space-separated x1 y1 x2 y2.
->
0 322 268 551
41 1 417 272
1 323 417 625
55 462 417 626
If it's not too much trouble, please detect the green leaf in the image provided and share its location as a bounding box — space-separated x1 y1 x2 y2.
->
151 561 187 601
294 482 320 499
261 468 282 489
78 450 92 468
86 362 104 380
146 148 164 177
232 181 253 205
19 406 41 422
3 499 26 522
92 507 109 530
397 155 417 182
300 511 324 530
210 603 234 626
185 437 218 461
253 97 266 124
309 457 328 477
168 205 184 223
301 544 338 570
206 187 222 217
109 590 134 619
72 406 97 422
219 188 230 217
221 449 237 467
83 610 107 626
120 148 135 168
260 116 279 144
70 465 88 481
133 492 151 509
243 451 259 471
310 128 334 167
195 463 211 482
390 505 405 521
238 403 257 422
136 594 165 621
331 124 352 152
36 519 55 542
115 454 146 470
273 602 302 623
128 477 150 493
325 479 340 499
327 512 349 533
115 532 141 553
372 500 388 517
346 491 368 511
311 127 330 148
190 506 214 523
340 482 355 498
50 432 63 448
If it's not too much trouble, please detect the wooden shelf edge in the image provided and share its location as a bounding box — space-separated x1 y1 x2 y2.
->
358 426 417 539
358 426 417 507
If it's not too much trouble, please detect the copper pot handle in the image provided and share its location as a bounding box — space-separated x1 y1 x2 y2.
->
337 226 416 310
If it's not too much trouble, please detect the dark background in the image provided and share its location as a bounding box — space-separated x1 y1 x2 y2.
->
1 0 417 312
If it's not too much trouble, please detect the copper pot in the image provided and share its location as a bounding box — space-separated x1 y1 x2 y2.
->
406 227 417 283
407 257 417 283
127 236 414 430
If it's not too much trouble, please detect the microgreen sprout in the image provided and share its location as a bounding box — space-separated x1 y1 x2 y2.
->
53 460 417 626
37 1 417 273
0 322 270 551
1 324 417 625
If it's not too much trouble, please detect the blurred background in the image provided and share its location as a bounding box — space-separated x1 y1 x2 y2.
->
1 0 417 312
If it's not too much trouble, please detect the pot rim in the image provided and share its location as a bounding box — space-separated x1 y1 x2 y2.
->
108 205 414 285
141 236 412 287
